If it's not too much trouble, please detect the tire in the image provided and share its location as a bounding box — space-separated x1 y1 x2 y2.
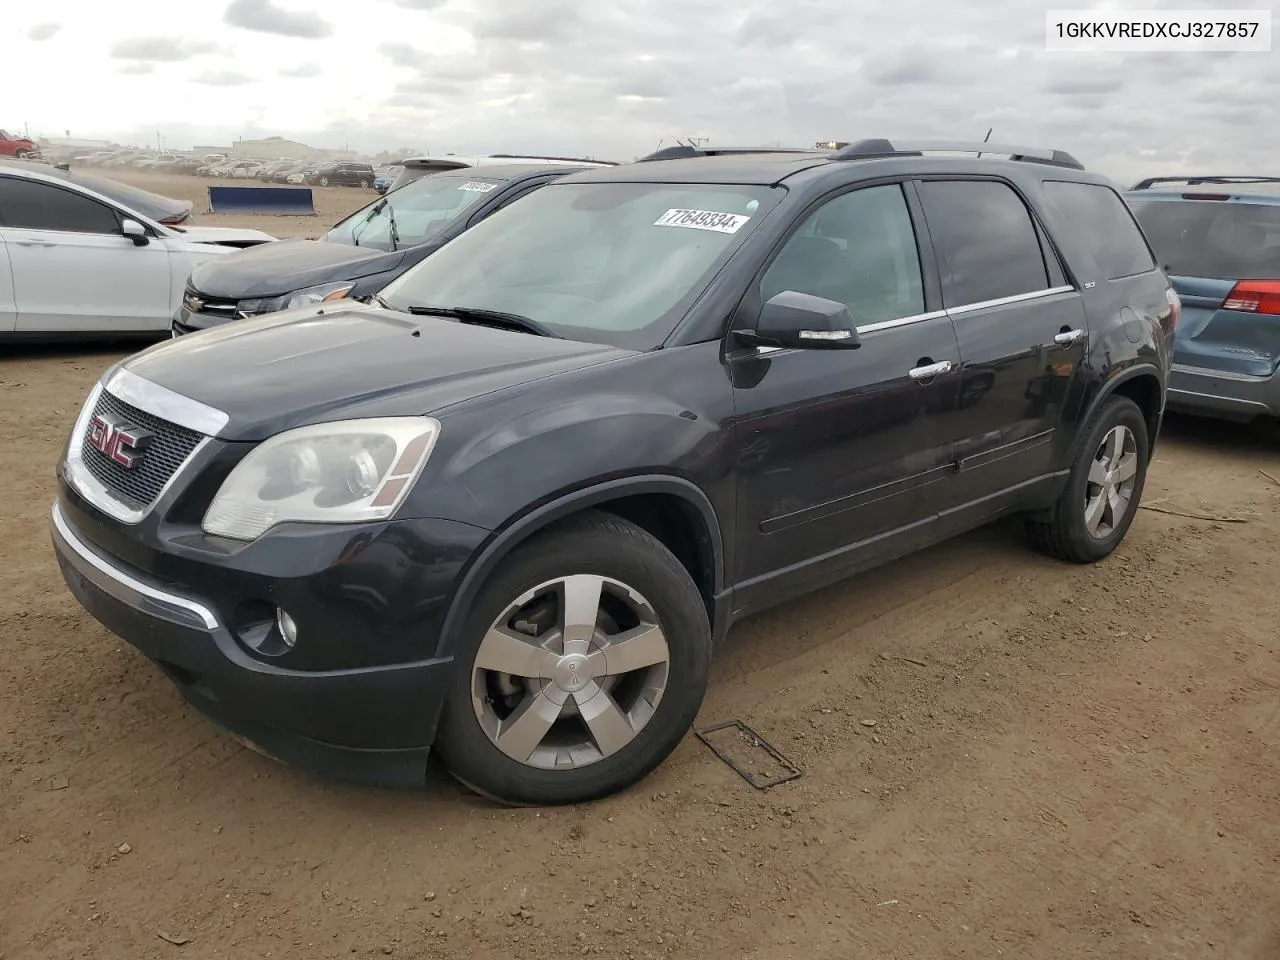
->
15 149 32 159
319 176 330 187
1027 395 1149 563
434 511 711 806
358 178 370 189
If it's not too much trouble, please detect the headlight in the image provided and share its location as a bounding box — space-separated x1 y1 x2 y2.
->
201 417 440 541
238 281 355 317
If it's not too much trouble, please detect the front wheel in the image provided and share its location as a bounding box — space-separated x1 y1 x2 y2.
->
15 149 32 159
318 176 330 186
434 512 711 806
1027 395 1150 563
358 178 370 188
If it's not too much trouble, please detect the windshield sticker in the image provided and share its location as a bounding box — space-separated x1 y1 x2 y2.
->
458 181 497 192
654 208 751 234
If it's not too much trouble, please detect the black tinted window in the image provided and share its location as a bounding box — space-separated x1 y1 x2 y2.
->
762 184 925 324
1127 198 1280 280
918 180 1049 307
0 177 120 233
1043 181 1154 279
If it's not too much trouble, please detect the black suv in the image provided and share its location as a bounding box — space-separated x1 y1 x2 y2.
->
173 164 595 334
50 139 1175 806
307 162 376 188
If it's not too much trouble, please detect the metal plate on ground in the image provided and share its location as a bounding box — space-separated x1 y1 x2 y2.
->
695 719 801 789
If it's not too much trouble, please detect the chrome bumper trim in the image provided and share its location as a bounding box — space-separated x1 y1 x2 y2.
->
51 500 219 631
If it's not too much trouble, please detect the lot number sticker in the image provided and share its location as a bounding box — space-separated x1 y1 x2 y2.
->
458 181 497 192
654 208 751 234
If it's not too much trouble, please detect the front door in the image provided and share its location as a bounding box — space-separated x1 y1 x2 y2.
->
730 181 962 612
912 177 1089 509
0 176 171 333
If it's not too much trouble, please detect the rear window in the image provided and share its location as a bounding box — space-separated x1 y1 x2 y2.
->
1127 198 1280 280
1043 181 1155 280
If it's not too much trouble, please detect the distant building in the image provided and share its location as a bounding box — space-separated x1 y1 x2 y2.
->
230 136 356 161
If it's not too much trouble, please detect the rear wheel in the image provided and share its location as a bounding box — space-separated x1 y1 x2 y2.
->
319 176 330 187
358 178 370 189
1027 396 1149 563
434 512 711 806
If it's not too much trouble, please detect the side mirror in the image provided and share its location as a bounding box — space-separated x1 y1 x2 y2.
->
735 290 861 350
121 219 149 246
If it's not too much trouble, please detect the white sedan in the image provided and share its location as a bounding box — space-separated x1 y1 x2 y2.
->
0 165 274 337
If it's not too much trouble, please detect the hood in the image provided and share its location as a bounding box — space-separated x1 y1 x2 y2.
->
176 225 277 245
120 302 631 442
186 237 404 298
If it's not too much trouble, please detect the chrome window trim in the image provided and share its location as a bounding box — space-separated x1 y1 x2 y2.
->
104 366 230 437
945 285 1076 317
51 501 219 631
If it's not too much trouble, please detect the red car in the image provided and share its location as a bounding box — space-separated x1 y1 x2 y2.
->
0 130 38 159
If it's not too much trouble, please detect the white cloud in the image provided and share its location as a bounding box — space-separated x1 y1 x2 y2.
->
6 0 1276 181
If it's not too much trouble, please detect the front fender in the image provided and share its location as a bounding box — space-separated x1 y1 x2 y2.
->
430 473 726 660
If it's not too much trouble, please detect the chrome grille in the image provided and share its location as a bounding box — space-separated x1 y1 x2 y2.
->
184 284 240 319
81 391 204 509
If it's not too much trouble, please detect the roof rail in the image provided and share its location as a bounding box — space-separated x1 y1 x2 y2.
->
831 138 1085 170
486 153 618 166
637 145 825 162
1129 175 1280 190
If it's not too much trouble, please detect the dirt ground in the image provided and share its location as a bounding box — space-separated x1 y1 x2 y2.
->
3 173 1280 960
101 168 377 238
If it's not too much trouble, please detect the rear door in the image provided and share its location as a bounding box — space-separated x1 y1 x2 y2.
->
0 175 171 333
1127 195 1280 386
913 177 1088 508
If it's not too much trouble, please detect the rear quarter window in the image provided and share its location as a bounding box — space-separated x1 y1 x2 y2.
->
1042 181 1155 280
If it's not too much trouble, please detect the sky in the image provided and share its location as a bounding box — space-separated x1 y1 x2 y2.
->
9 0 1280 181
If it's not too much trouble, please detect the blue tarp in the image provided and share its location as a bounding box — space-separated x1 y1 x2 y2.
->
207 185 316 216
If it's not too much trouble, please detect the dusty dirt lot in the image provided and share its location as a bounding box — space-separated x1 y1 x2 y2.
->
3 177 1280 959
101 167 377 238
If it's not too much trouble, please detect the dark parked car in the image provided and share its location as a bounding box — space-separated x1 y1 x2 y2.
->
173 164 593 334
1125 175 1280 424
50 139 1175 806
307 162 376 188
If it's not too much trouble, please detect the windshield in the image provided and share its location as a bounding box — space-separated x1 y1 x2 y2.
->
1129 198 1280 279
324 174 505 251
379 180 778 349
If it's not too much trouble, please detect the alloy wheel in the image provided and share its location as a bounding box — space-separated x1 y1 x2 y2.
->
470 574 670 770
1083 424 1138 538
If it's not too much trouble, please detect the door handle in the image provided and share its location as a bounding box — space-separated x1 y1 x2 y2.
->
1054 328 1085 346
909 360 952 380
15 238 55 247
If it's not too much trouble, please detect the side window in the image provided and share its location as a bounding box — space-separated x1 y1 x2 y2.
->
0 177 121 234
760 184 925 325
1042 181 1156 280
917 180 1050 307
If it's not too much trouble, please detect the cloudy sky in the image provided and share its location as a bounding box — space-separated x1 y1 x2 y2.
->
10 0 1279 180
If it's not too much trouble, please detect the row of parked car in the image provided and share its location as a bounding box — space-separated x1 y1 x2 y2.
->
33 137 1280 809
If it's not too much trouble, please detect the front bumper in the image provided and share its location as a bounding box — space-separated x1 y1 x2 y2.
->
1167 362 1280 421
50 497 485 787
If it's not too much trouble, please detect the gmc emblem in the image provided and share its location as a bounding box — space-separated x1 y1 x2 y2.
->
184 295 204 312
87 413 153 468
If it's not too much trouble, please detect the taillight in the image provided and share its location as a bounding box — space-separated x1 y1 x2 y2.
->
1165 287 1180 331
1222 280 1280 315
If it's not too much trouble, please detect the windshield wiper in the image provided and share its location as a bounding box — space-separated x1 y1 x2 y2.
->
404 305 559 338
352 198 399 251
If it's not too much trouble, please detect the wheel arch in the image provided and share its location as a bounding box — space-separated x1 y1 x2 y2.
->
1085 364 1165 454
433 475 726 660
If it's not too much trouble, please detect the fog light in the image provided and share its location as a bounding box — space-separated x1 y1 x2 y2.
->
276 607 298 648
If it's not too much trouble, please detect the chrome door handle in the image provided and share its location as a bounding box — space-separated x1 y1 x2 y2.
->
909 360 952 380
1054 328 1085 345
